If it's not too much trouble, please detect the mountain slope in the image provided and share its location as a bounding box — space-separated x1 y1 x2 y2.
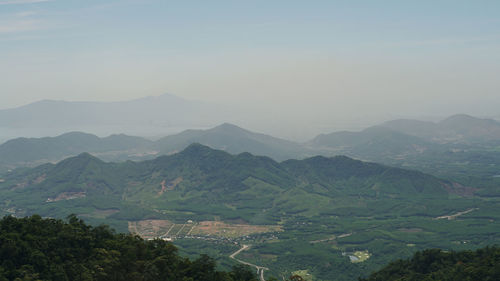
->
0 144 454 228
360 246 500 281
282 154 446 196
0 94 230 139
0 132 154 171
0 94 215 127
0 123 309 171
308 126 433 159
154 123 309 161
0 215 258 281
438 114 500 142
381 114 500 143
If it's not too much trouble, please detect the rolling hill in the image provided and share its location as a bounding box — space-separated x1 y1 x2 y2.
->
0 94 229 139
0 123 310 172
381 114 500 143
154 123 309 161
308 126 434 160
0 132 154 171
2 114 500 192
306 115 500 184
0 144 452 228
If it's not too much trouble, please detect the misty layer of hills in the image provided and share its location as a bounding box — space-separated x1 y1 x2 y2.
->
0 94 232 141
0 94 227 128
1 110 499 280
3 94 500 143
0 123 308 171
2 113 500 175
312 114 500 149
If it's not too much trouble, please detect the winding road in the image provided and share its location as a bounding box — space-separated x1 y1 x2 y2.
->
229 244 268 281
435 208 479 220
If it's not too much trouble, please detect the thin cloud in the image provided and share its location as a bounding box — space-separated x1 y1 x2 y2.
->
15 11 38 17
0 0 51 5
386 35 500 48
0 19 39 33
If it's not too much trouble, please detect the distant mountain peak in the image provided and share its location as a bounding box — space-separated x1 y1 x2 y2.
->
439 114 500 129
52 152 105 172
179 143 216 155
73 152 104 163
440 114 477 123
133 93 188 102
211 123 246 132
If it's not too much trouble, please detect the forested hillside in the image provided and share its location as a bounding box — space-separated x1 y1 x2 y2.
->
0 215 257 281
360 246 500 281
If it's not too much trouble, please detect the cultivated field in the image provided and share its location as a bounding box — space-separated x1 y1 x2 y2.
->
129 219 282 239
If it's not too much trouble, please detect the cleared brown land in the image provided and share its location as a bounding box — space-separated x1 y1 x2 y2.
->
189 221 282 238
158 177 183 195
129 219 281 239
46 192 86 202
128 219 174 239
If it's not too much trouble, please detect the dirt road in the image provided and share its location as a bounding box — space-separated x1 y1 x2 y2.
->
229 244 269 281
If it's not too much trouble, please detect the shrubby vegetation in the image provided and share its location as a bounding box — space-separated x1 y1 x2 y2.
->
0 215 257 281
360 246 500 281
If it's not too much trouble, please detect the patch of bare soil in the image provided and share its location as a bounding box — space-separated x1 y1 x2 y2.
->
128 219 174 239
442 182 477 197
190 221 282 238
10 174 46 190
46 192 86 202
33 174 46 184
158 177 183 195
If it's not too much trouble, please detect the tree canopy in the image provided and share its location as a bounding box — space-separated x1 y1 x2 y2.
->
0 215 257 281
360 246 500 281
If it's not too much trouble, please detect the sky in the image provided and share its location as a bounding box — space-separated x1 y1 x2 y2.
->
1 0 500 137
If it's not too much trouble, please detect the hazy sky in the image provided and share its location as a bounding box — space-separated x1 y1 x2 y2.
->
1 0 500 134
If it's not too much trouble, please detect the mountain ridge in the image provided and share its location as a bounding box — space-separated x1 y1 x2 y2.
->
0 93 230 140
381 114 500 143
3 113 500 176
0 143 454 228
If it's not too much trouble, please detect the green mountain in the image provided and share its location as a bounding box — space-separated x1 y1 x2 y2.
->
0 123 309 172
0 132 153 171
307 117 500 188
0 144 451 228
308 126 434 160
3 114 500 177
381 114 500 144
154 123 309 161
